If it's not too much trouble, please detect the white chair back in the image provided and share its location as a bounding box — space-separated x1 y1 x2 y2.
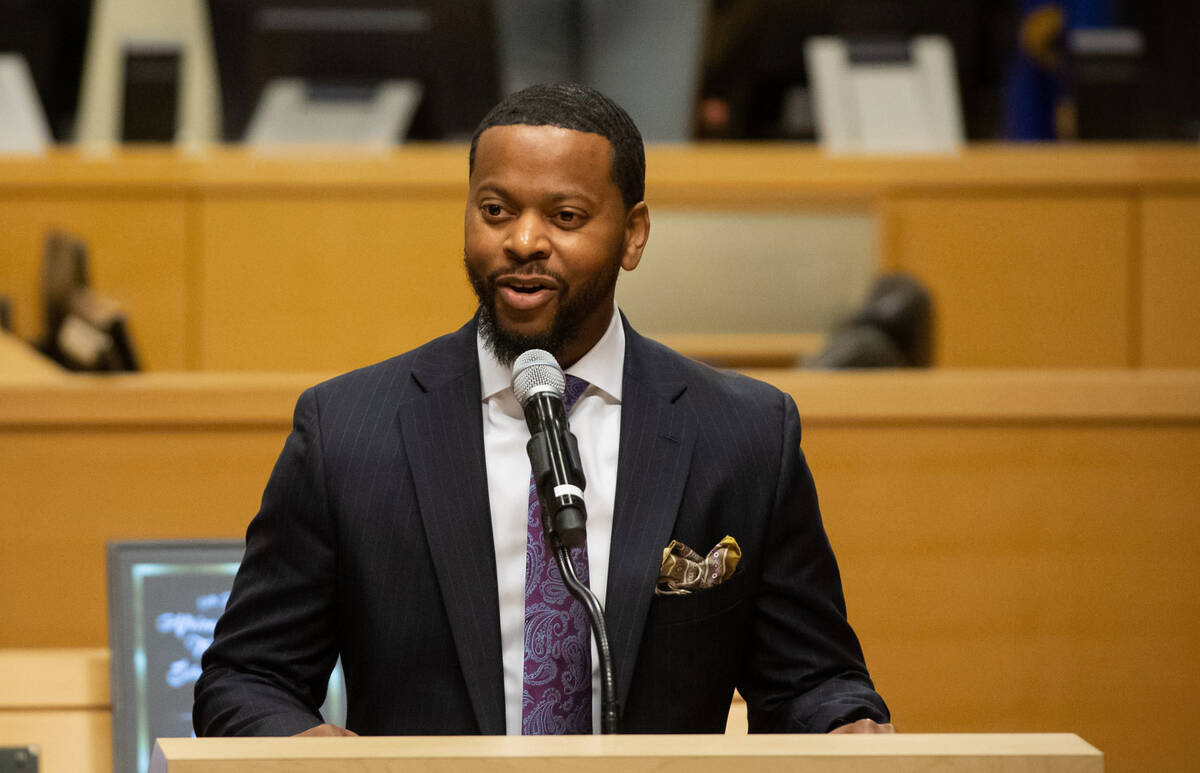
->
245 78 423 152
807 35 964 154
0 54 52 154
76 0 221 148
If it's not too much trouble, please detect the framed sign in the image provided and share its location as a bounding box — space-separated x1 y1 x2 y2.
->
107 540 345 773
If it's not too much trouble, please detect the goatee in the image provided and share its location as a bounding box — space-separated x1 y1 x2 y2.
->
465 254 619 367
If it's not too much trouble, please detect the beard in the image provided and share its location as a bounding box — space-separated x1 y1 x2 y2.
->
465 252 620 367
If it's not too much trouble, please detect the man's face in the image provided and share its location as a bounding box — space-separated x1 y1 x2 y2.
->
464 124 648 367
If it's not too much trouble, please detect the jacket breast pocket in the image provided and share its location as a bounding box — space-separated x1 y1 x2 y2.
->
627 567 751 731
647 566 748 628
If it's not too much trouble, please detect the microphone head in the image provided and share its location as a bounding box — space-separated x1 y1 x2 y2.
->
512 349 565 407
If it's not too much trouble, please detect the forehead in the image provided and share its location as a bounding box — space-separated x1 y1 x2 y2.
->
470 124 619 198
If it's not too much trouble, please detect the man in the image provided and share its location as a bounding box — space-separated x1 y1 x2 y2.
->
194 82 891 737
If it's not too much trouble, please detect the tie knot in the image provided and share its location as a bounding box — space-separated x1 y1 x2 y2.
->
563 374 588 413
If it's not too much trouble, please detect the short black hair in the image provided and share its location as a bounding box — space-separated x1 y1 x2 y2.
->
469 81 645 210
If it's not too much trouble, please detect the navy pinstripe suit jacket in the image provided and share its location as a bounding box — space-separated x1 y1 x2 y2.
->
193 316 888 736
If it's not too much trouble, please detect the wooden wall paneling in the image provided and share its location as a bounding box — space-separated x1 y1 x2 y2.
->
1139 195 1200 366
0 194 189 370
194 193 477 371
0 709 111 773
0 648 109 708
801 422 1199 773
4 146 1200 372
0 424 290 646
882 195 1133 367
2 370 1199 771
0 648 111 773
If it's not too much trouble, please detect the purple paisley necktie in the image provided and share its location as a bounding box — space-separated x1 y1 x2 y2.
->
522 374 591 734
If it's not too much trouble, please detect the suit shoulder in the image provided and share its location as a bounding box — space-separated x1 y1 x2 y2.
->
309 349 417 403
306 324 471 409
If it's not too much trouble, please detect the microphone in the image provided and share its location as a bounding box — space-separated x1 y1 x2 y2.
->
511 349 588 548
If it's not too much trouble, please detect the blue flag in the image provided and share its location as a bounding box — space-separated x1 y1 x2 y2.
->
1004 0 1114 139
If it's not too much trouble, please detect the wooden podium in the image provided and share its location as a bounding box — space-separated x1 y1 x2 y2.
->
151 734 1102 772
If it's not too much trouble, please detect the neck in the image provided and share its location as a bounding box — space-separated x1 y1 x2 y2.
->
556 304 617 369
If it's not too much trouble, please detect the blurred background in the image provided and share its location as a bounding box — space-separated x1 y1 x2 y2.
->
1 2 1197 773
4 0 1200 146
1 0 1199 373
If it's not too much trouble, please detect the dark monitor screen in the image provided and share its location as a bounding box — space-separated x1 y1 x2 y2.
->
107 540 346 773
207 0 500 141
0 0 91 142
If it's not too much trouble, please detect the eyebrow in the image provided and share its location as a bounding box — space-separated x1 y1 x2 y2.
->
474 183 596 206
474 183 513 200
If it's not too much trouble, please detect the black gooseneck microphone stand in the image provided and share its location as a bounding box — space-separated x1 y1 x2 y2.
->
543 520 620 734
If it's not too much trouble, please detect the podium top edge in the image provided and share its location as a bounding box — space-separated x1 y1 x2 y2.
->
154 733 1102 761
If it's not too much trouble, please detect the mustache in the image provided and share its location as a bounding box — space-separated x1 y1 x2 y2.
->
485 266 567 287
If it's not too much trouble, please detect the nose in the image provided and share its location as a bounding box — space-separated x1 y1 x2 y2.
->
505 210 550 262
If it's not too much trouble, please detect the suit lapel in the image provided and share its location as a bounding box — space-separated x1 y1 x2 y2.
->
397 322 506 734
605 323 698 711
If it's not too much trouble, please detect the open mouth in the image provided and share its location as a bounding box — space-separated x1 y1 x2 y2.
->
498 275 557 293
496 275 558 310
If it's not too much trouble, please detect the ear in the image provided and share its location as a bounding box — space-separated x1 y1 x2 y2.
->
620 202 650 271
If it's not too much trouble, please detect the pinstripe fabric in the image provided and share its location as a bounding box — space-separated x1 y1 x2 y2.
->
195 315 888 737
399 365 506 733
604 353 695 714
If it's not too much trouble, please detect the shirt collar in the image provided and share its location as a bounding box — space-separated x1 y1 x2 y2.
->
478 303 625 403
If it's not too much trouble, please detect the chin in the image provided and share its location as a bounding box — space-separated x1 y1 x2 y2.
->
494 306 556 339
479 306 565 366
499 320 552 341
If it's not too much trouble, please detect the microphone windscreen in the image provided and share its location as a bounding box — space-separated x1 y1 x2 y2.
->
512 349 565 407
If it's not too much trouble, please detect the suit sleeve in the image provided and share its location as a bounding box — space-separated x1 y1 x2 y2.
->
738 392 890 732
193 387 340 736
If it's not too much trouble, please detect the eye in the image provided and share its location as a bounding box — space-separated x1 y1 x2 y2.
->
481 203 505 219
555 210 585 227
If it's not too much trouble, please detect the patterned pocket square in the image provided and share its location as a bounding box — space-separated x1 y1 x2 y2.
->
655 535 742 596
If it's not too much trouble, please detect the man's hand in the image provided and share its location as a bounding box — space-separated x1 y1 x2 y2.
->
829 718 895 734
293 723 359 737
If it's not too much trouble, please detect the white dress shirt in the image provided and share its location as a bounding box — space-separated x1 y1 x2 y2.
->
477 305 624 735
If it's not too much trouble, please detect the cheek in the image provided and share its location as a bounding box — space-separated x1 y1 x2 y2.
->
565 229 625 269
464 220 497 260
